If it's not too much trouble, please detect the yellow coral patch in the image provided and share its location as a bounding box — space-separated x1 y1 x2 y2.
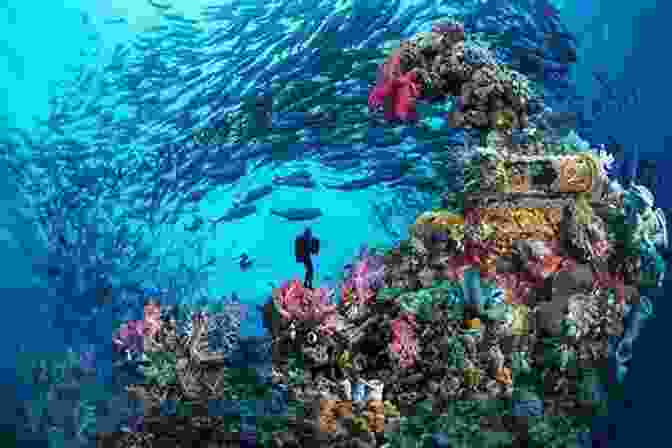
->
511 304 530 336
478 207 562 258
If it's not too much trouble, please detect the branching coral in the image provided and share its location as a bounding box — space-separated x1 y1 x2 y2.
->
273 280 337 336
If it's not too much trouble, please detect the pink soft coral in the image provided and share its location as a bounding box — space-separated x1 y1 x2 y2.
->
389 312 419 369
274 280 338 335
368 51 421 122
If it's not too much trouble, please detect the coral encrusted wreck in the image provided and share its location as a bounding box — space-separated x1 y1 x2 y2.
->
101 21 663 448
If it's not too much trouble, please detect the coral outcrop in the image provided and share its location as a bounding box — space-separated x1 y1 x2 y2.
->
369 21 531 130
94 21 665 448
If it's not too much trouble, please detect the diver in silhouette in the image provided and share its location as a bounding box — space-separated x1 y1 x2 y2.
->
234 253 254 271
295 227 320 289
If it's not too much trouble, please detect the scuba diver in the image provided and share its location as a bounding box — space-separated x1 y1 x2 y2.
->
295 227 320 289
234 253 254 271
233 252 273 272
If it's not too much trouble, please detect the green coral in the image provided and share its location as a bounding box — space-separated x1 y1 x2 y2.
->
219 367 272 400
572 155 600 227
384 400 400 417
141 351 177 387
605 207 639 258
377 287 404 303
529 160 545 178
633 206 658 244
574 192 594 226
544 142 582 156
286 355 306 387
576 153 599 178
352 416 369 433
527 415 591 448
441 335 466 369
395 280 464 321
385 399 513 448
463 154 484 193
494 109 517 131
494 65 532 100
412 31 435 49
441 191 466 215
510 351 532 376
336 351 353 370
495 159 512 191
76 400 97 441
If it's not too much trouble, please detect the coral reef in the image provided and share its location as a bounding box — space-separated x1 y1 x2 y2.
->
369 20 531 130
89 18 663 448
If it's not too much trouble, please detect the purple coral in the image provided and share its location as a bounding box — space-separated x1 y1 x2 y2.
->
432 21 465 37
344 245 386 290
340 246 386 307
112 320 145 354
78 345 96 371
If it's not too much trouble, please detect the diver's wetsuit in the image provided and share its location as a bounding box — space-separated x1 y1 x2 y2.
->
296 228 318 289
303 256 314 289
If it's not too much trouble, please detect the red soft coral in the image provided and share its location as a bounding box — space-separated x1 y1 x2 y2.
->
384 72 421 121
368 51 421 122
